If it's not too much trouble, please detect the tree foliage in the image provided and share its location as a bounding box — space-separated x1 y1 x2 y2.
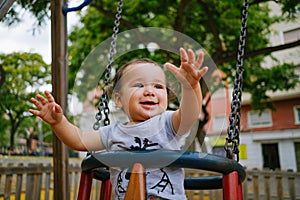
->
1 0 50 28
0 52 51 150
2 1 299 109
67 0 299 110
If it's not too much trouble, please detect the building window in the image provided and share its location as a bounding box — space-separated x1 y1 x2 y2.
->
247 110 272 128
283 28 300 44
262 143 280 170
295 143 300 172
294 106 300 125
212 115 227 132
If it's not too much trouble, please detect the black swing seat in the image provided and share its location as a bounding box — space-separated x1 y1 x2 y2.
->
81 150 246 190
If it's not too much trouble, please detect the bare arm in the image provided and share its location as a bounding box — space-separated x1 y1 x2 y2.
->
165 48 208 135
29 91 105 151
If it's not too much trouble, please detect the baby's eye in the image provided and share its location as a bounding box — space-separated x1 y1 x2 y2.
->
134 83 144 88
154 84 164 89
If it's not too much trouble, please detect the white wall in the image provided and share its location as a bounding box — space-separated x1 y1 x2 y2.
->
238 130 300 171
239 133 263 169
279 140 297 171
263 2 300 68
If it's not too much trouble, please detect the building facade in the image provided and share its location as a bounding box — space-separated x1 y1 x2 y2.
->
205 2 300 171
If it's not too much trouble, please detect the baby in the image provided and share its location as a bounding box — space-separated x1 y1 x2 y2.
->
29 48 208 199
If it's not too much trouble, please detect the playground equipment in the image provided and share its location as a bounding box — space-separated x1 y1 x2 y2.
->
63 0 249 199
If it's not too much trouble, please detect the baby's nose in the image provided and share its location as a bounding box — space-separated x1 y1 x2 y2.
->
143 86 155 96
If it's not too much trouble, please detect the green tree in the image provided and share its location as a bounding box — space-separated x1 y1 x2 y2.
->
0 52 51 151
68 1 298 108
1 1 299 108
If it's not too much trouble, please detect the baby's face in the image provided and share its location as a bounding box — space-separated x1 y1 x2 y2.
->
113 63 168 124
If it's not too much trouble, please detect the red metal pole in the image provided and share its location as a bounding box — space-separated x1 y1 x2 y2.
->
238 183 244 200
77 172 93 200
223 171 240 200
100 180 112 200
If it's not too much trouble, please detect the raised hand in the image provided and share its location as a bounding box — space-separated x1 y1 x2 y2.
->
29 91 63 125
164 48 208 89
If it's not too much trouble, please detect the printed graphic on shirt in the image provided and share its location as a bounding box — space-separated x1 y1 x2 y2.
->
116 168 175 198
116 137 159 151
130 137 159 150
150 168 174 195
116 171 126 194
115 137 174 198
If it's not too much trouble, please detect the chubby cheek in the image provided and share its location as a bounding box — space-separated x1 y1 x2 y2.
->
119 89 137 106
126 99 145 120
159 91 169 108
124 92 140 114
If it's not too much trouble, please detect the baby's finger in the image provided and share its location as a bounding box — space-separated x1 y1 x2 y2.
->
36 94 48 105
165 63 184 81
164 62 177 74
198 66 208 78
28 109 40 116
45 91 55 103
187 49 196 65
196 51 205 69
180 48 188 64
30 97 43 109
181 63 208 80
54 104 63 114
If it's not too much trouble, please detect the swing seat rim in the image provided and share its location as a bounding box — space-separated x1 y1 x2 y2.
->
81 150 246 187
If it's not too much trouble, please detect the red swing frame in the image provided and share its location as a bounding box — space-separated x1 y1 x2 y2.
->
78 172 243 200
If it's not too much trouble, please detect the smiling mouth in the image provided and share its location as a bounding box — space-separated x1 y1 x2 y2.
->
140 101 157 105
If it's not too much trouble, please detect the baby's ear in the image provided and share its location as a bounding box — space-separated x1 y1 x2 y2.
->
113 92 122 108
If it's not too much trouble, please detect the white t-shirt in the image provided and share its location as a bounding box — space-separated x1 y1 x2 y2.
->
100 111 188 200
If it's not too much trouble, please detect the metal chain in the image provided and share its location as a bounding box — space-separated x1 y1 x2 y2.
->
225 0 249 161
93 0 123 130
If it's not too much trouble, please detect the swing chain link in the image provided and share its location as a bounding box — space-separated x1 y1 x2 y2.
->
93 0 123 130
225 0 249 161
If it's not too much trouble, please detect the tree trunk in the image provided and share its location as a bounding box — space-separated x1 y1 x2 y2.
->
9 129 15 152
0 0 15 19
0 64 6 89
